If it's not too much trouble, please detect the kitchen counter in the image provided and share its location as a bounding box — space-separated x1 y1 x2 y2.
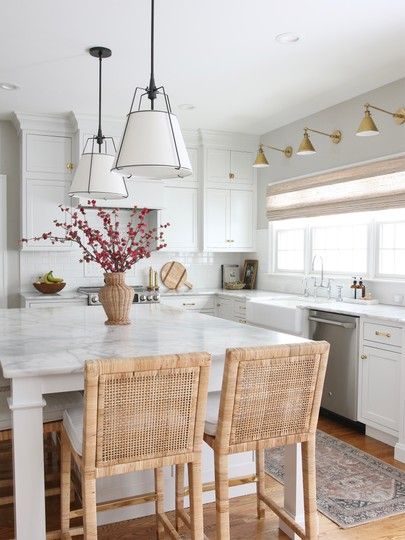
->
0 304 307 539
0 304 306 379
160 288 291 301
20 291 87 301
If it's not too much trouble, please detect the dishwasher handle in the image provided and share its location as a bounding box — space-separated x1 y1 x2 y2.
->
308 316 356 330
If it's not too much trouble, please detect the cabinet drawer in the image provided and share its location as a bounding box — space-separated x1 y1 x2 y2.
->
232 315 247 325
161 295 214 311
363 322 402 348
233 301 246 316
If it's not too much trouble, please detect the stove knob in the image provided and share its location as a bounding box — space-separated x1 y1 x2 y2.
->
140 295 146 301
153 294 159 301
147 295 153 301
90 295 99 304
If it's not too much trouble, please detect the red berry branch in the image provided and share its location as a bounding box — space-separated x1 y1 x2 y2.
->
22 201 170 273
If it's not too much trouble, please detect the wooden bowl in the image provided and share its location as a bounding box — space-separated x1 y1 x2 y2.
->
33 282 66 294
224 282 245 290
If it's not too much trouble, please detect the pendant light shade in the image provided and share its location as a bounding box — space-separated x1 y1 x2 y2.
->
113 110 191 178
356 109 379 137
252 145 270 168
69 151 127 199
297 131 316 155
112 0 192 180
69 46 128 200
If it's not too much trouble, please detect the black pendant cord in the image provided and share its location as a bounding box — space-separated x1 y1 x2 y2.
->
147 0 158 108
96 51 104 151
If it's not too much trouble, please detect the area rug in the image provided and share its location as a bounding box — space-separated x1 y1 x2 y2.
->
264 430 405 528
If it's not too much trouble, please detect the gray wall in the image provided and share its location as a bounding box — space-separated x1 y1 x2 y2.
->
0 121 20 307
257 78 405 229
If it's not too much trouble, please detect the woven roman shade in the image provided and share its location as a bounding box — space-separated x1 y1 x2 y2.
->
266 156 405 221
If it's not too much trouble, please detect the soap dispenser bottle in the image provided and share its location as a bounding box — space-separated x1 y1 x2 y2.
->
351 277 358 299
359 278 366 299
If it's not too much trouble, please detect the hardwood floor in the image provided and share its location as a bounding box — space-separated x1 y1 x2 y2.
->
1 415 405 539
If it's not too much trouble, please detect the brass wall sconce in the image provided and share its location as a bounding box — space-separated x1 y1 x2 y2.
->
297 127 342 155
356 103 405 137
252 143 293 168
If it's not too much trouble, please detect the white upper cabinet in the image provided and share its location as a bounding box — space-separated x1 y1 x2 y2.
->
230 150 254 185
230 189 254 248
160 186 198 251
205 188 229 249
207 148 253 186
26 134 73 176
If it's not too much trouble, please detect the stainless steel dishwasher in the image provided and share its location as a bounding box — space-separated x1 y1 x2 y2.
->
309 310 359 421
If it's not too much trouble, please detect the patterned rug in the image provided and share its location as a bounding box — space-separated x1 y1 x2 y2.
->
265 430 405 528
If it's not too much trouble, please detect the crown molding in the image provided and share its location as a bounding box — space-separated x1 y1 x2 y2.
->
10 112 76 134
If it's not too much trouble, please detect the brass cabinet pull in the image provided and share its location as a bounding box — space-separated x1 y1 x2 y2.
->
229 172 235 180
375 330 391 338
182 302 196 306
361 354 367 359
66 162 74 171
216 303 221 307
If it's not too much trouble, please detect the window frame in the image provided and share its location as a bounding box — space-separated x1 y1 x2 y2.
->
269 210 405 281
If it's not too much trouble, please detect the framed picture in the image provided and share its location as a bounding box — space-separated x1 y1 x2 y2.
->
221 264 240 288
242 259 258 289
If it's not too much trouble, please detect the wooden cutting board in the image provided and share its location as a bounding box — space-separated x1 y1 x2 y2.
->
160 261 193 290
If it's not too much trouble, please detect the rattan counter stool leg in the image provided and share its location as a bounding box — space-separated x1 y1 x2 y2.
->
214 452 230 540
82 471 97 539
255 449 266 519
175 464 185 531
188 458 204 540
155 467 165 539
60 429 72 539
302 438 318 539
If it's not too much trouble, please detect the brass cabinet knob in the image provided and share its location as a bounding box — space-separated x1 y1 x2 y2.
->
361 354 367 359
229 172 235 180
66 162 74 171
375 330 391 338
216 303 221 307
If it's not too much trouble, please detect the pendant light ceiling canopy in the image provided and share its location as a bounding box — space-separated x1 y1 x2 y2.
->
69 47 128 200
112 0 192 180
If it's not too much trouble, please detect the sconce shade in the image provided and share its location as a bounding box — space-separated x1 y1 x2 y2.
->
69 153 128 199
253 146 269 168
356 110 379 136
297 132 316 155
112 110 192 179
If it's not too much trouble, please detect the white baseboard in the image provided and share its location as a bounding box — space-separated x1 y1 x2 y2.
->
394 442 405 464
366 425 398 447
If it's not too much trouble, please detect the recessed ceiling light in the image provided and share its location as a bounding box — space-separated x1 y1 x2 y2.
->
0 82 19 91
178 104 195 110
275 33 300 44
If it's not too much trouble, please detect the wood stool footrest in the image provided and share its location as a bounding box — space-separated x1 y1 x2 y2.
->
258 491 306 539
69 490 157 518
157 512 182 539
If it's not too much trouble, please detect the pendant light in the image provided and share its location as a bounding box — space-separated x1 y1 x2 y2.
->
112 0 192 179
69 47 128 199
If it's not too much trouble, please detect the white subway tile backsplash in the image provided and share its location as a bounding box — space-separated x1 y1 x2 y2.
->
20 249 244 292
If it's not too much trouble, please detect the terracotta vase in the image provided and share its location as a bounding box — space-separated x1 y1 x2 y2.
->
98 272 135 325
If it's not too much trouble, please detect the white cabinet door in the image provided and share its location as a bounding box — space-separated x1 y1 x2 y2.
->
359 345 400 433
205 188 229 249
230 190 254 249
207 149 230 184
230 151 253 185
0 175 6 308
215 297 234 320
160 186 198 251
26 134 73 176
24 179 71 249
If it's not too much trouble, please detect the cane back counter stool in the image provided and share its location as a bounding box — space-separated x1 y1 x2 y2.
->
176 341 329 540
60 352 211 539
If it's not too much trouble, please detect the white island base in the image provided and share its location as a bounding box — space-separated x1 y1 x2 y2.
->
1 305 308 540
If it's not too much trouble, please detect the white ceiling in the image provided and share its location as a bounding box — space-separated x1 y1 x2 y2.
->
1 0 404 134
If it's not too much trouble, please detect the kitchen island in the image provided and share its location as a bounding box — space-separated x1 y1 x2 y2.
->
0 304 308 540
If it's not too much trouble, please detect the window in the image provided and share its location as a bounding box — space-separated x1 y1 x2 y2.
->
275 228 304 272
270 208 405 280
377 210 405 277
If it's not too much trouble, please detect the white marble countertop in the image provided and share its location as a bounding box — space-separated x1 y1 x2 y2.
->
160 288 291 300
20 291 87 301
0 304 306 380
